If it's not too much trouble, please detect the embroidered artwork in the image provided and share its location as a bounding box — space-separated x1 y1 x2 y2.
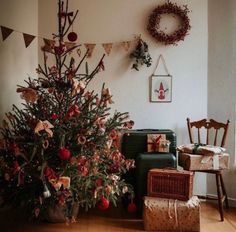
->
151 75 172 102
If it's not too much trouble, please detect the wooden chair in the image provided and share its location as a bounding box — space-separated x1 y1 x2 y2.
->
186 118 230 221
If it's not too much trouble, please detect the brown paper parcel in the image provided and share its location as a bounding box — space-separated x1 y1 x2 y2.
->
178 152 230 171
143 196 200 232
147 134 170 153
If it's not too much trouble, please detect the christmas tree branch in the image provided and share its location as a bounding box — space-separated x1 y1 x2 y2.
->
86 54 106 85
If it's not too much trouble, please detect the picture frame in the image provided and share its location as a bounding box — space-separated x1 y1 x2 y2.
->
150 75 172 102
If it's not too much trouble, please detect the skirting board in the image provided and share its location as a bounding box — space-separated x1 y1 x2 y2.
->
206 194 236 207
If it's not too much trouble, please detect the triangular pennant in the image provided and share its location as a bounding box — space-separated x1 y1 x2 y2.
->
102 43 113 55
84 44 96 58
121 41 131 52
1 26 13 41
41 38 55 53
23 33 35 48
64 41 76 51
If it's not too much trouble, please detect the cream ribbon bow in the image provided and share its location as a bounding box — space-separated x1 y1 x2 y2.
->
34 120 54 137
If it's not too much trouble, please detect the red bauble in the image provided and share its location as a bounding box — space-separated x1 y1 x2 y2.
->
51 113 59 120
67 32 78 42
97 196 109 210
9 143 18 153
59 147 71 160
127 202 137 213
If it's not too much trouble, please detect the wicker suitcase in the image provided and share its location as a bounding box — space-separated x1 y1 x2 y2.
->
147 168 194 201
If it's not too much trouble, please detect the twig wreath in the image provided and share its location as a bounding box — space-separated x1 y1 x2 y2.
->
147 1 191 45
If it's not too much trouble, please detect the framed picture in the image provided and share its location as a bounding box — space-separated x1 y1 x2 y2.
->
150 75 172 102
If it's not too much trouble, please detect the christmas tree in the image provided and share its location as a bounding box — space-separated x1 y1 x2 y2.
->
0 0 134 222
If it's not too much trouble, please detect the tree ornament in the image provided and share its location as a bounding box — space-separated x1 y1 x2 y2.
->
51 113 59 120
67 31 78 42
9 143 18 153
14 161 21 173
147 2 191 45
127 202 137 213
97 196 109 210
59 147 71 160
43 184 51 198
54 43 65 55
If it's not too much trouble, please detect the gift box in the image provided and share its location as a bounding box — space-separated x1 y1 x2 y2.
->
143 196 200 232
178 152 230 171
147 134 170 153
147 168 194 201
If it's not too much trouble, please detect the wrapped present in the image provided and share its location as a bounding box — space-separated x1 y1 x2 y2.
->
177 144 226 156
178 152 230 171
147 134 170 153
143 196 200 232
147 168 194 201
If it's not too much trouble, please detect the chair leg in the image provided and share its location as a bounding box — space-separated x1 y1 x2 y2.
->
220 173 229 209
216 173 224 221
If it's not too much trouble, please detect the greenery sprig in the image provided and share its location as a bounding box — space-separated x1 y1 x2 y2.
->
129 38 152 71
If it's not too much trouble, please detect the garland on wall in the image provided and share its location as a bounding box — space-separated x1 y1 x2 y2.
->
0 25 137 58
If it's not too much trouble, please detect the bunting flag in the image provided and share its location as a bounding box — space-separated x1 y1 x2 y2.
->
1 26 13 41
41 38 55 53
102 43 113 55
64 41 76 52
84 43 96 58
121 41 131 52
23 33 36 48
0 24 137 56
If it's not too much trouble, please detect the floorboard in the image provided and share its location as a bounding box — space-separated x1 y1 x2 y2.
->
0 201 236 232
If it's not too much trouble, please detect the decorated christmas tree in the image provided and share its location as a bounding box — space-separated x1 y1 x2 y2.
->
0 0 134 222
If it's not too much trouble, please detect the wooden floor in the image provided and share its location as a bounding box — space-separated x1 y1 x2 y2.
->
0 201 236 232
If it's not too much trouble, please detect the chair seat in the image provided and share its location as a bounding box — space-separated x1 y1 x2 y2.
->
178 152 230 171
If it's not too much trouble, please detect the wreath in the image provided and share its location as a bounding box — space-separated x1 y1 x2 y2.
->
147 2 191 45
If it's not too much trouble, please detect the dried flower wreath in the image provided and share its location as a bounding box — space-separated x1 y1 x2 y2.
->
147 1 191 45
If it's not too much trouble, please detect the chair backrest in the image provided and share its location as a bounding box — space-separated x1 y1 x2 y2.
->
187 118 230 147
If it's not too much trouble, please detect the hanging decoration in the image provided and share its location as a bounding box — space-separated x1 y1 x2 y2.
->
1 26 13 41
41 38 56 53
102 43 113 56
147 1 191 45
67 31 78 42
23 33 36 48
84 43 96 58
150 54 172 103
129 37 152 71
121 41 131 52
0 25 137 57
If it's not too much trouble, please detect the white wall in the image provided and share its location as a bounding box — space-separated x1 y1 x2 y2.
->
0 0 38 116
208 0 236 203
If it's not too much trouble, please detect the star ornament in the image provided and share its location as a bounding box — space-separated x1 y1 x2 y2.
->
34 120 54 137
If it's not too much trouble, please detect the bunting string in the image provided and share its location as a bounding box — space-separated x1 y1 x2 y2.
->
0 25 138 58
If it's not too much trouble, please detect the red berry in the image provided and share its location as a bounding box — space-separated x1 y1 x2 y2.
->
59 147 71 160
97 196 109 210
127 202 137 213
